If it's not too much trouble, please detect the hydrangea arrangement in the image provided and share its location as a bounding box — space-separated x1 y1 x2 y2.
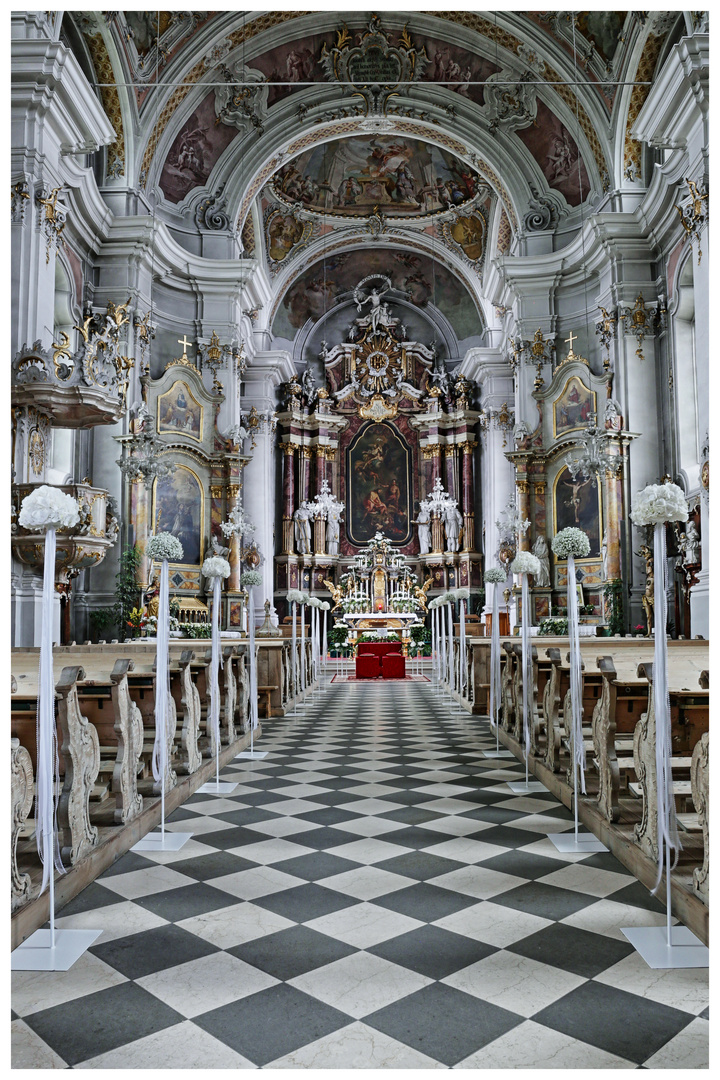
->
444 590 457 604
510 550 541 576
202 556 231 579
321 601 330 610
485 566 506 584
240 570 262 588
631 482 688 525
287 589 306 604
455 587 470 601
18 485 80 531
146 532 184 562
551 527 590 560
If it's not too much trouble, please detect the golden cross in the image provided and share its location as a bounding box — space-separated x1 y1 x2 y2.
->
177 334 192 357
565 330 578 352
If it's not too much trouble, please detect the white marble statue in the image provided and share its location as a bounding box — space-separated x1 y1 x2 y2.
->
532 534 551 587
684 520 700 565
327 504 343 557
444 503 463 553
413 502 432 555
601 529 609 580
294 501 313 554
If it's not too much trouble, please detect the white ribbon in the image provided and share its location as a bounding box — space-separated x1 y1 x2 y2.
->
448 602 455 690
489 583 500 731
520 574 531 760
291 601 297 698
300 603 306 690
248 587 259 731
152 558 171 789
322 607 328 666
430 607 436 682
209 576 222 766
567 554 586 792
653 522 680 891
36 526 64 894
459 599 467 692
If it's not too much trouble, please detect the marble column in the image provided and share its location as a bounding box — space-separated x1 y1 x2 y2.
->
280 442 296 554
300 447 312 503
227 485 242 593
516 481 531 551
461 442 475 552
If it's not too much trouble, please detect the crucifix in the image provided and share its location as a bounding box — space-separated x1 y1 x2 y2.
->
177 334 192 360
565 330 578 354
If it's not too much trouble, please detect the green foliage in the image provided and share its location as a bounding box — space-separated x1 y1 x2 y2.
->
410 624 431 655
90 607 115 639
89 545 141 642
538 617 569 636
603 579 624 635
356 631 400 644
328 625 349 646
178 622 212 638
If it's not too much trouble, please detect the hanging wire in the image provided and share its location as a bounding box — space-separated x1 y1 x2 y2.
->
570 17 592 362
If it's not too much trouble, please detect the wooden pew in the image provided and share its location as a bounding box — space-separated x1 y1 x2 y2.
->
55 666 101 865
501 642 516 733
11 738 34 912
691 671 709 904
542 649 567 773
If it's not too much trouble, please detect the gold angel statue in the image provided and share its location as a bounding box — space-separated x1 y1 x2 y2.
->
323 578 344 612
413 576 432 613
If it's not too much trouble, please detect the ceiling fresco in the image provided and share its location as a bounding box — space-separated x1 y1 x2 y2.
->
266 136 487 219
272 248 482 342
159 92 238 204
517 100 590 207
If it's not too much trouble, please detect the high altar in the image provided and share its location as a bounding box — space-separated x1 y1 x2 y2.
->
274 273 482 618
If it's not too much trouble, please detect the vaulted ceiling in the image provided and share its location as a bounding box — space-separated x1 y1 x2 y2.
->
62 10 690 344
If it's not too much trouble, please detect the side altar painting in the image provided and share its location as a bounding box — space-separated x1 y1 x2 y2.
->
553 465 602 556
157 380 203 439
153 465 204 565
553 375 596 436
347 422 411 546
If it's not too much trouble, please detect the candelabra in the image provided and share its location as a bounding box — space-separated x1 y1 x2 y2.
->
564 413 621 486
115 405 174 488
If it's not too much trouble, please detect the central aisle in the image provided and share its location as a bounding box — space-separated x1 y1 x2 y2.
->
13 681 708 1069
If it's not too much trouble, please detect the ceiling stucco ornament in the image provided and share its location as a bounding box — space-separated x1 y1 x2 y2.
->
214 62 269 134
320 16 428 115
483 67 538 134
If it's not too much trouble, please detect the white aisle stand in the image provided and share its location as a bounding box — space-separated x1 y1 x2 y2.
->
548 547 605 852
13 495 102 971
484 575 513 759
289 599 299 714
507 565 544 794
200 571 239 790
134 548 194 851
621 497 708 968
236 583 268 760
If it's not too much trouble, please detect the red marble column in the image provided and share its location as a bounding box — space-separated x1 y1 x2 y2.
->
315 446 327 494
300 446 312 503
280 443 296 554
461 442 475 551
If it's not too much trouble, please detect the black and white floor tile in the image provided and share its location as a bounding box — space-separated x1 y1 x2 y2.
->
12 679 709 1069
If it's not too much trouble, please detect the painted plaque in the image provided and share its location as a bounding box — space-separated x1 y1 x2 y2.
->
553 376 596 436
553 465 602 556
153 465 204 565
158 381 203 440
347 422 411 545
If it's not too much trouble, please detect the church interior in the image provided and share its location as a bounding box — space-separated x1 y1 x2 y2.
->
11 8 709 1070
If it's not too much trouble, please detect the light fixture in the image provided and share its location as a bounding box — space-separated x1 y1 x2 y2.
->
564 412 620 485
115 404 174 488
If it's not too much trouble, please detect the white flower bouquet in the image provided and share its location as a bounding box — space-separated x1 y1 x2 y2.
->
240 570 262 588
203 556 231 579
444 590 457 604
147 532 184 562
631 482 688 525
321 601 330 611
551 527 590 560
455 587 470 601
18 485 80 531
510 550 541 576
287 589 305 604
485 567 506 584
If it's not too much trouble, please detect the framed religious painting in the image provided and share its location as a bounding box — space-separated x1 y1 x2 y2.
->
346 422 412 546
553 464 602 556
553 376 596 437
152 464 204 566
157 380 203 441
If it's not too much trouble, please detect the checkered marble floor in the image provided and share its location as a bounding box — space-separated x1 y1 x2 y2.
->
12 680 709 1069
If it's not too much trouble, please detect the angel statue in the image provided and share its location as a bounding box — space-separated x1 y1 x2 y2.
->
323 577 344 612
413 576 432 613
353 276 398 333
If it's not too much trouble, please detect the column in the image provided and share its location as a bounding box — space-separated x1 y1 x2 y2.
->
604 468 622 581
300 446 312 503
227 484 241 592
444 445 457 501
516 480 531 551
461 442 475 552
315 445 327 492
280 442 296 554
430 445 441 488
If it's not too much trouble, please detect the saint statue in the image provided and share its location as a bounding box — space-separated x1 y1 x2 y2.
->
444 503 463 553
294 501 313 554
532 535 551 587
684 520 700 565
327 503 343 557
413 501 432 554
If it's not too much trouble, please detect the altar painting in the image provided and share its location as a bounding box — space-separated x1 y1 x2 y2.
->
553 376 596 436
153 465 204 565
347 423 411 545
553 465 601 556
158 381 203 440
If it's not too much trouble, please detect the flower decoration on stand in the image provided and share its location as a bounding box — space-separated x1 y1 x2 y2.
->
17 485 81 954
485 566 507 747
552 527 590 835
455 587 470 691
201 555 232 778
241 570 264 744
286 590 307 703
631 482 687 910
510 550 541 783
145 531 184 837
